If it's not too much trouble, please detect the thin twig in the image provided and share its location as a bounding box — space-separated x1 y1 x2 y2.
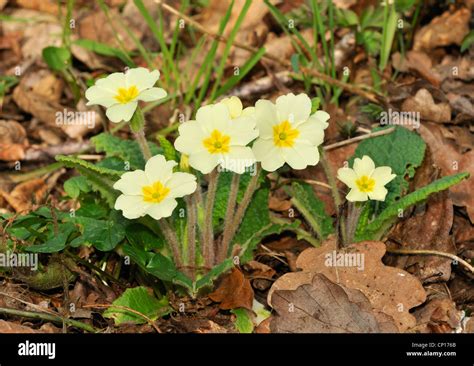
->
83 304 161 333
0 307 97 333
155 0 385 104
324 127 395 151
386 248 474 274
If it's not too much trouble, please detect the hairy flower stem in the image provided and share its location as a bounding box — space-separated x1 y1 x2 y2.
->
158 219 183 269
345 202 362 244
319 147 347 245
134 129 152 161
203 169 219 268
222 164 262 258
185 195 197 280
218 173 240 263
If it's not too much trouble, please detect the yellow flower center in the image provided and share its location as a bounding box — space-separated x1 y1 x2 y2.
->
203 129 231 154
142 181 170 203
114 85 139 104
273 120 299 148
355 175 376 193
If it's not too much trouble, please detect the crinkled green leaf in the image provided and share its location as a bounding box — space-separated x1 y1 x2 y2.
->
103 286 171 325
287 182 334 240
349 126 426 208
125 223 164 251
64 176 91 198
355 172 469 241
91 132 160 170
26 222 76 253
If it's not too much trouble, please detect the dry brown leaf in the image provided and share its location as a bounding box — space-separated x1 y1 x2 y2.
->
392 51 441 87
419 123 474 222
16 0 60 15
269 240 427 332
270 273 398 333
387 190 456 283
268 196 292 212
0 120 29 161
0 320 39 333
413 297 461 333
0 178 48 212
401 88 451 123
209 267 254 310
414 8 471 51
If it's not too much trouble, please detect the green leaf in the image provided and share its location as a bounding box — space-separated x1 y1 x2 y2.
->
26 222 76 253
349 126 426 207
91 133 160 170
73 39 134 67
233 187 300 262
157 135 177 162
379 2 397 71
231 308 254 333
125 223 164 251
194 258 234 292
69 213 126 251
287 182 334 240
103 286 171 325
42 46 71 71
64 176 91 198
213 171 254 229
56 155 121 207
461 30 474 53
355 173 469 241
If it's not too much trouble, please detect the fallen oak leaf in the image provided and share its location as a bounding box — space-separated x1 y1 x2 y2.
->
270 273 398 333
268 240 426 332
401 88 451 123
209 267 254 310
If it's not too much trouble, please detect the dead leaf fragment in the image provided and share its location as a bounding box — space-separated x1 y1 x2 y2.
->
0 178 48 212
414 8 471 51
0 120 28 161
0 320 39 333
401 88 451 123
413 297 462 333
270 273 396 333
209 268 254 310
269 240 427 332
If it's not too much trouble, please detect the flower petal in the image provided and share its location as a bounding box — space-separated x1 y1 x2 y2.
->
113 170 149 195
196 103 231 135
296 120 325 146
346 189 368 202
114 195 148 219
337 167 358 189
137 87 167 102
125 68 160 91
188 150 219 174
221 96 243 119
167 172 197 198
228 120 258 146
353 155 375 177
95 72 126 93
174 120 207 155
219 146 256 174
275 93 311 124
254 99 277 139
85 85 117 107
370 166 396 186
145 198 177 220
105 102 137 123
252 138 284 172
308 110 330 130
280 142 319 170
368 185 388 201
144 155 177 183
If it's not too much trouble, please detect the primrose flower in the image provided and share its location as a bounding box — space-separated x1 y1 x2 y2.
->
220 96 255 120
85 67 167 123
251 93 330 172
113 155 197 220
174 102 258 174
337 155 396 202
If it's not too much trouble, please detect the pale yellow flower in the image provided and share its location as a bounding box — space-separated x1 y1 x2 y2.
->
337 155 396 202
